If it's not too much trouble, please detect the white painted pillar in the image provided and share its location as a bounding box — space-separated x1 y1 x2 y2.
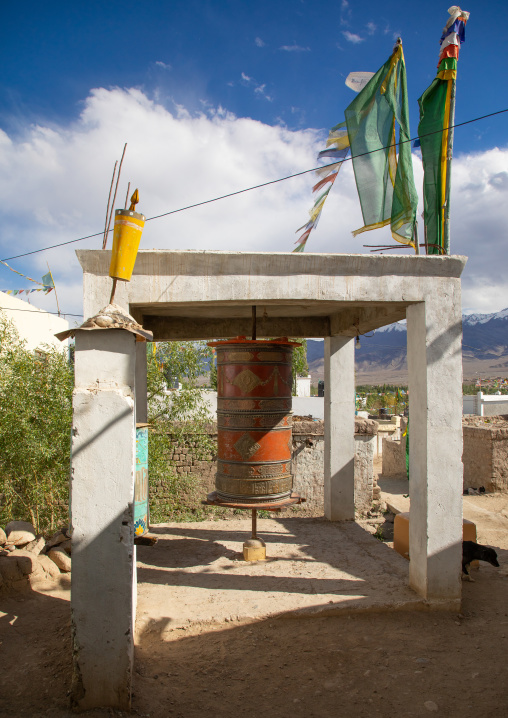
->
477 390 484 417
135 340 148 423
71 329 137 710
407 296 463 604
324 336 355 521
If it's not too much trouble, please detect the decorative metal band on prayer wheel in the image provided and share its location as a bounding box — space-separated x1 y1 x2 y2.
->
208 337 300 504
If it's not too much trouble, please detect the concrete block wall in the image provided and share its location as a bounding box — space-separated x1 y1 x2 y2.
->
382 420 508 492
382 436 407 478
463 425 508 492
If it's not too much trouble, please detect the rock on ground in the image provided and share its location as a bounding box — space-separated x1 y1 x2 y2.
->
0 527 6 545
45 529 70 551
5 521 36 547
48 548 71 572
24 536 46 555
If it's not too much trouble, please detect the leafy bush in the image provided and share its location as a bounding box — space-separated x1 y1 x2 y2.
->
0 312 73 534
146 341 217 521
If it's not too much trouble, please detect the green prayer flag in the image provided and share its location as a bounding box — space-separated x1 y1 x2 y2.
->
42 271 54 288
345 43 418 245
417 59 457 255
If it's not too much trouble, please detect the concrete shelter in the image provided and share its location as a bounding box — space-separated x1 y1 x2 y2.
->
71 249 466 709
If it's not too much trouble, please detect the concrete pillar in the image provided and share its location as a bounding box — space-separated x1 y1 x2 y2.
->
407 296 463 604
71 329 137 710
477 390 484 417
324 336 355 521
135 340 148 423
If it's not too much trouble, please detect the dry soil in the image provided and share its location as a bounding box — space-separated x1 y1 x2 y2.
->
1 495 507 718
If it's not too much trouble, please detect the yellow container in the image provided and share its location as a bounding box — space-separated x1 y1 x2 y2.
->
393 512 476 560
109 209 145 281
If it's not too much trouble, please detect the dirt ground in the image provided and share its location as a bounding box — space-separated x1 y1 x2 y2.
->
1 488 508 718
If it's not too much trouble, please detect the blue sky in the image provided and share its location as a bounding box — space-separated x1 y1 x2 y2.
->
2 0 505 147
0 0 507 318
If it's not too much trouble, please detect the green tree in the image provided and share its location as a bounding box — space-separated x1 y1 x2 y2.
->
146 341 216 521
291 338 308 396
0 312 73 534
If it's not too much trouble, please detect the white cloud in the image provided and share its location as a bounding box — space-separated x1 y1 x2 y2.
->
0 88 506 318
240 73 272 101
254 84 272 102
366 22 376 35
342 30 365 45
342 31 364 44
155 61 171 70
340 0 351 26
280 44 311 52
254 37 265 47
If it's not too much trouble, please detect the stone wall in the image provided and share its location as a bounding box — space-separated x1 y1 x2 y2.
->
150 418 379 516
462 416 508 492
381 436 407 479
291 419 378 513
381 416 508 492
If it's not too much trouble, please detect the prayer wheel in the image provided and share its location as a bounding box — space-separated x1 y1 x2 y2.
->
208 337 299 504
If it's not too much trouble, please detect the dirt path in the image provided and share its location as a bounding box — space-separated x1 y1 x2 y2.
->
1 497 507 717
1 569 507 718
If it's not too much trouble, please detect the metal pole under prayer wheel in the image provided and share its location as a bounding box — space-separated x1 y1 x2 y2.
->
243 508 266 561
203 336 306 561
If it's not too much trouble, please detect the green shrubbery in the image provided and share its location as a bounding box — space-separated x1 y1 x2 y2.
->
0 312 73 534
0 320 313 529
146 341 217 522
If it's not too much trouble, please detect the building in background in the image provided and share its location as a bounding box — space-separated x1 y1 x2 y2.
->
0 292 70 350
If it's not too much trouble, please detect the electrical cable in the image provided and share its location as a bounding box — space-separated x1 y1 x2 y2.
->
0 306 83 317
1 107 507 264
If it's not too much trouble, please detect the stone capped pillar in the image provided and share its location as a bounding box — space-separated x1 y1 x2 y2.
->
324 336 355 521
70 328 137 710
407 294 463 604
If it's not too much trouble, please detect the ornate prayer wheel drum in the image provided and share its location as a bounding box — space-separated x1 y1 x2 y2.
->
209 338 299 504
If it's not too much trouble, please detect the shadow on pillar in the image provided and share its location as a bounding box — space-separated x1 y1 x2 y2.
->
71 509 135 712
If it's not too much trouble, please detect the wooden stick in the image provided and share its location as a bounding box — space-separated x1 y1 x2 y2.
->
124 182 131 210
109 278 118 304
103 143 128 250
443 80 456 256
102 161 117 249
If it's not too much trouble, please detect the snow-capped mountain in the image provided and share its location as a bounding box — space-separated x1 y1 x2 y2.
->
307 308 508 383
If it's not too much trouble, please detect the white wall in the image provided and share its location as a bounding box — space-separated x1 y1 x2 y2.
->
0 292 70 350
463 390 508 416
295 375 311 397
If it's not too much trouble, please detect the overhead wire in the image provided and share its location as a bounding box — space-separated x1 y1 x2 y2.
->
0 107 507 264
0 305 83 317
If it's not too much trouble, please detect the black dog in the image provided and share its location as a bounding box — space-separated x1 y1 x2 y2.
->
462 540 500 581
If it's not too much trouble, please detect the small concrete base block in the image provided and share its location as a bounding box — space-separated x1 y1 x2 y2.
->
243 538 266 561
394 512 476 560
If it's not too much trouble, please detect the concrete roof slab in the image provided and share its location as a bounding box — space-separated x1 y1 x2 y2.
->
77 250 467 340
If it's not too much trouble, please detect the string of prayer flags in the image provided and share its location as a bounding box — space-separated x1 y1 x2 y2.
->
0 260 47 285
293 121 350 252
293 40 418 252
1 287 54 295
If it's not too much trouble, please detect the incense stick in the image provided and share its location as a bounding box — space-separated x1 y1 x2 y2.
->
103 143 128 250
102 161 117 249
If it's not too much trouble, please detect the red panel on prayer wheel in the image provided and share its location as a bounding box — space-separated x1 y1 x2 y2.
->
208 337 299 504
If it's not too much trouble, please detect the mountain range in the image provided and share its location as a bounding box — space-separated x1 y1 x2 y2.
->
307 308 508 385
